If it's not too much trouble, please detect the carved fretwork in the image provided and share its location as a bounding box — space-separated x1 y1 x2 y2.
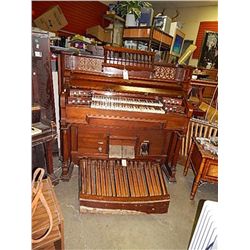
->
75 56 103 72
153 65 176 80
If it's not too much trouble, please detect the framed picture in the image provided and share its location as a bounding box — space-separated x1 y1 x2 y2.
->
198 31 218 69
170 29 185 57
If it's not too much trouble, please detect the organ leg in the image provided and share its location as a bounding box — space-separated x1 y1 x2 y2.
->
163 131 183 182
171 132 183 175
60 124 74 181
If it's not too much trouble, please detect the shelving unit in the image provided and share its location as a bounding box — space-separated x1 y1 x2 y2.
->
123 27 173 61
103 13 125 46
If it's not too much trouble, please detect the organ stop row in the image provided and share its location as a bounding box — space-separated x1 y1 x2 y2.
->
58 46 194 213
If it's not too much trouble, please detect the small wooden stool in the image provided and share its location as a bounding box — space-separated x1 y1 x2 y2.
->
184 137 218 200
32 177 64 249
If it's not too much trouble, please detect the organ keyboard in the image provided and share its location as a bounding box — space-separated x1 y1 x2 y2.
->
67 89 185 114
91 95 163 107
91 101 165 114
58 46 194 213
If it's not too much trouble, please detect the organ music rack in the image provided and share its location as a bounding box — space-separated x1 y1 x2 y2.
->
58 46 194 213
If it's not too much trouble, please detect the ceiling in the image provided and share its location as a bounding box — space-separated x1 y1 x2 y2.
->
101 1 218 9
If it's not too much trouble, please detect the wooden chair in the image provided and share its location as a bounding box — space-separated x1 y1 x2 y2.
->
32 168 64 249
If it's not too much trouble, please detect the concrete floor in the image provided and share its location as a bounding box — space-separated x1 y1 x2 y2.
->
53 163 218 250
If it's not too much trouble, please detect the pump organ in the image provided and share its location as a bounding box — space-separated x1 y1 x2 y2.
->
59 46 194 184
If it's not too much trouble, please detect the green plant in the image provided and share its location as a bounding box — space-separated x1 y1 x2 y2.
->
116 1 152 20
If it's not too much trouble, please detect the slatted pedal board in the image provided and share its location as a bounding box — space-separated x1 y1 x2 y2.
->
79 158 170 214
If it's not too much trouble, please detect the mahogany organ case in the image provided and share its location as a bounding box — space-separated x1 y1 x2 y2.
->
58 46 194 213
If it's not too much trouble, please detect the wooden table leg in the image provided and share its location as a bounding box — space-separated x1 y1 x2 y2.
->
44 140 53 175
198 86 205 102
190 158 206 200
44 140 59 185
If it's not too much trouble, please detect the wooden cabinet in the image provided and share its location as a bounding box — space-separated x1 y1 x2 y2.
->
32 29 58 184
32 30 55 122
184 137 218 199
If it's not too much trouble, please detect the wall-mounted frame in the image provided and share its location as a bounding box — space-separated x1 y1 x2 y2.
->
198 31 218 69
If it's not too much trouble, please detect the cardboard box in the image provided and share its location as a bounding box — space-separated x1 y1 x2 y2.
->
86 25 105 42
104 30 112 43
86 25 113 43
34 5 68 32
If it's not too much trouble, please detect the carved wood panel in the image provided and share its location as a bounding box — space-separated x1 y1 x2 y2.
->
75 57 103 72
153 66 176 80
